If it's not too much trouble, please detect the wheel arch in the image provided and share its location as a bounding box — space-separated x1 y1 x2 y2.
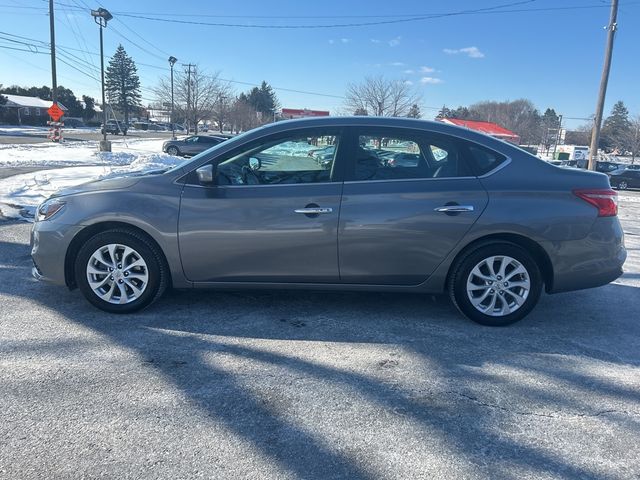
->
445 233 554 293
65 221 171 289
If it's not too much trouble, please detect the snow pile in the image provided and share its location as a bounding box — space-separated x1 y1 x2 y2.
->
0 166 113 218
0 137 181 220
0 137 168 167
0 125 101 136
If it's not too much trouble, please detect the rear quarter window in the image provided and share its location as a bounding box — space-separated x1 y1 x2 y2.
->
465 144 508 176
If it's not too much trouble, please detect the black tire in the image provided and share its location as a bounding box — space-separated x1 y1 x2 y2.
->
74 229 169 313
448 243 543 326
618 180 628 190
167 146 180 156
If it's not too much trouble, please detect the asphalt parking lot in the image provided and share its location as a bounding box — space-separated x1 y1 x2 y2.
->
1 192 639 479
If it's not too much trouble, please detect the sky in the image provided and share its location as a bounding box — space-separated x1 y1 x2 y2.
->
0 0 639 129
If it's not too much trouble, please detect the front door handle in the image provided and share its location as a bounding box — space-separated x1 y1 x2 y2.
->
294 207 333 214
434 205 474 213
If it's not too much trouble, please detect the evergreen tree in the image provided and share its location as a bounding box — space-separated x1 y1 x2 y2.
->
54 86 83 117
105 45 141 130
246 81 279 120
601 101 632 151
82 95 96 121
407 104 421 118
436 106 451 119
353 107 368 115
541 108 561 148
450 106 471 119
0 88 6 122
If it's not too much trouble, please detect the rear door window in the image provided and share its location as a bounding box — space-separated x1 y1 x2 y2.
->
351 130 472 181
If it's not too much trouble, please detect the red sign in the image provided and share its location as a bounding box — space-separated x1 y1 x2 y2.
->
47 103 64 121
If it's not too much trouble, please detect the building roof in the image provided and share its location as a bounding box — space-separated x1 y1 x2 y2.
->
439 118 519 139
2 94 67 110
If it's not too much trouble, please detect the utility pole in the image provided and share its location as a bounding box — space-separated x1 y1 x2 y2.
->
183 63 195 133
49 0 57 105
48 0 61 142
588 0 619 171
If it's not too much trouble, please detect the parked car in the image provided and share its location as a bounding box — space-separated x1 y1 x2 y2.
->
596 161 621 173
308 146 336 167
608 167 640 190
162 135 227 157
101 120 127 135
31 117 625 326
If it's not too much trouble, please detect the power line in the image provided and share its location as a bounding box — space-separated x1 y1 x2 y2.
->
104 1 639 29
47 0 640 21
107 1 541 29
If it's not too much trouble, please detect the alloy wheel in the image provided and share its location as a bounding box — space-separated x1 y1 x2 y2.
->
466 255 531 317
86 243 149 304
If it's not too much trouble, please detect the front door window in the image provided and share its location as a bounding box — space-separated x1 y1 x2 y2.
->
216 131 340 185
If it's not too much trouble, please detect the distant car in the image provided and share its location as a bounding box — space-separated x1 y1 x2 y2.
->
162 135 226 157
309 146 336 167
101 120 127 135
608 167 640 190
596 161 621 173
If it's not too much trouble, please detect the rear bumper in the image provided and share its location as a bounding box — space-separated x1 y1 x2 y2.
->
547 216 626 293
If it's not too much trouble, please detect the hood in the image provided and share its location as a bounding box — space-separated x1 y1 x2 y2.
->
53 171 149 198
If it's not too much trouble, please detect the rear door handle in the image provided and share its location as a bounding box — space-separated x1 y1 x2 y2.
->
434 205 474 213
294 207 333 214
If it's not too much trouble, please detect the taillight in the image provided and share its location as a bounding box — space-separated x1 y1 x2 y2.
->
573 189 618 217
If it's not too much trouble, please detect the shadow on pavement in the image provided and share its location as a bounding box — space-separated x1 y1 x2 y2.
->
1 227 639 479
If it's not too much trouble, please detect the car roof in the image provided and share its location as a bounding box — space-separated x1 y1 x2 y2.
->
242 116 524 156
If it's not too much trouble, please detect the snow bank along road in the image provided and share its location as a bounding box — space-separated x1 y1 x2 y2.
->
0 137 182 219
0 194 639 478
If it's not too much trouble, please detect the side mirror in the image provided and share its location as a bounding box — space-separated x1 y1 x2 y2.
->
196 164 214 184
249 157 261 170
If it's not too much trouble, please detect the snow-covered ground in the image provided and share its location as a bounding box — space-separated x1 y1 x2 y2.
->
0 137 182 219
0 125 101 136
0 137 171 167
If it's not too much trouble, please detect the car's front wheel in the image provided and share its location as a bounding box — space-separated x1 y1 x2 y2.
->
449 243 543 326
166 146 180 156
617 180 628 190
75 229 168 313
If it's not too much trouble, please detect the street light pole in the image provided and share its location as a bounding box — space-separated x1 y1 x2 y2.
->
168 56 177 139
91 7 113 152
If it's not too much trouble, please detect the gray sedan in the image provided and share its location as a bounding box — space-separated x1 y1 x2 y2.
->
162 135 226 157
31 117 625 326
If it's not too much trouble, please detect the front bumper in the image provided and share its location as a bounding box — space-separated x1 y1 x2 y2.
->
31 221 83 286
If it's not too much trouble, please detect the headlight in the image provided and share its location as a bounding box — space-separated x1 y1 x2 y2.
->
36 199 66 222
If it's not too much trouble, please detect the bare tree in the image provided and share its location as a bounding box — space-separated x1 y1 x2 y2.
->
564 122 593 147
629 115 640 163
344 76 421 117
228 95 260 134
210 83 235 133
154 66 224 134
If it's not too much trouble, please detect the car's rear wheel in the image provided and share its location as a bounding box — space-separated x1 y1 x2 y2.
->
167 146 180 156
75 229 168 313
449 243 542 326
